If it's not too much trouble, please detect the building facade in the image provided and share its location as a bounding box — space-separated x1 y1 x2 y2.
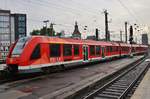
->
142 34 148 45
0 10 11 61
0 10 26 62
11 14 26 40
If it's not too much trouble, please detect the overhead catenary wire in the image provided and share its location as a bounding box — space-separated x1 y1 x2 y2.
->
116 0 141 24
14 0 103 33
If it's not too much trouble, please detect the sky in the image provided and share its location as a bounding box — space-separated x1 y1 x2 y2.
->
0 0 150 43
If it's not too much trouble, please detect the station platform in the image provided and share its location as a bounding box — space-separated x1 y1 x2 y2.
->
0 56 145 99
131 68 150 99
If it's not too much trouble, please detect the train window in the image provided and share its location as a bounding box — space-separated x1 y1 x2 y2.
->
96 46 101 56
63 44 72 56
112 47 114 52
12 37 30 56
122 47 129 51
110 47 113 52
74 45 79 56
30 44 41 60
114 47 116 52
106 46 109 52
50 44 60 57
116 47 119 51
107 46 113 52
90 45 95 56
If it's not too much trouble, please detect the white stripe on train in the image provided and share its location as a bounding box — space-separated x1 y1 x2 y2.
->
18 51 146 70
18 54 123 70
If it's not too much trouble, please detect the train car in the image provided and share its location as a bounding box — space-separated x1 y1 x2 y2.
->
83 40 120 61
6 36 148 74
138 44 148 54
132 44 141 55
0 51 2 63
119 43 131 56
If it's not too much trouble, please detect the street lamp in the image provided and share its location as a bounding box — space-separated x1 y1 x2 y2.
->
43 20 49 35
83 26 88 39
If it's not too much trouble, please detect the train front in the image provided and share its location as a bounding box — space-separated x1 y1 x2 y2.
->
6 37 30 74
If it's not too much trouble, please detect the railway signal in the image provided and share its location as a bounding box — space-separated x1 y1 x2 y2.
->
129 26 133 44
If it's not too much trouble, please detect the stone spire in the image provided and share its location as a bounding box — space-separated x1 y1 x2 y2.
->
72 21 81 39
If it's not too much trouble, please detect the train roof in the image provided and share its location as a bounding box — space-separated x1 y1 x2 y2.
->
30 36 120 46
119 43 131 47
29 36 148 48
139 44 148 47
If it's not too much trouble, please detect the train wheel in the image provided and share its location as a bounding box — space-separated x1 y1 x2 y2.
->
41 67 51 74
57 64 66 71
0 65 18 78
42 65 66 74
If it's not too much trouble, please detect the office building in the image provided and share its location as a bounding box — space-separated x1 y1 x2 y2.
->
0 9 26 61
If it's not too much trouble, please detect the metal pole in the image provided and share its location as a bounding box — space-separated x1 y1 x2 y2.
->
43 20 49 35
104 10 109 41
125 22 127 43
120 30 122 42
129 25 133 44
96 28 99 41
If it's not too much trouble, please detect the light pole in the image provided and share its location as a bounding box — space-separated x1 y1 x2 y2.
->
120 30 123 42
83 26 87 39
125 22 128 43
43 20 49 35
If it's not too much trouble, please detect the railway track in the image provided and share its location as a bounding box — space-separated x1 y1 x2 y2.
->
0 56 146 96
83 57 149 99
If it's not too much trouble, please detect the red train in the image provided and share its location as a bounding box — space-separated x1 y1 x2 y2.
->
6 36 148 73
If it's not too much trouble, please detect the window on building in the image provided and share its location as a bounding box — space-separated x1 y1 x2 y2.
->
90 45 95 56
63 44 72 56
74 45 79 56
30 44 41 60
18 22 25 27
18 28 25 33
18 16 25 21
0 34 9 41
50 44 60 57
0 22 9 28
0 28 9 33
96 46 101 56
0 16 9 22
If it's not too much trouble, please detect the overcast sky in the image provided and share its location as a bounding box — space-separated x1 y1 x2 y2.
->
0 0 150 42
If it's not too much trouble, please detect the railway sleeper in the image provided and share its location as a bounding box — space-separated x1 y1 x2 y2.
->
108 86 127 90
102 91 121 96
111 84 128 88
97 93 118 99
105 89 124 93
113 82 129 86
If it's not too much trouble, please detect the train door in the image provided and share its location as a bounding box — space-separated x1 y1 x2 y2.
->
118 43 121 57
101 47 105 58
83 45 88 61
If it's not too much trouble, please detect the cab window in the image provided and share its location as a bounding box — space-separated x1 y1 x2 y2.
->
12 37 30 56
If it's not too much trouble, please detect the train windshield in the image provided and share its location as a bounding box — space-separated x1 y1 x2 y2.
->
11 37 30 56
